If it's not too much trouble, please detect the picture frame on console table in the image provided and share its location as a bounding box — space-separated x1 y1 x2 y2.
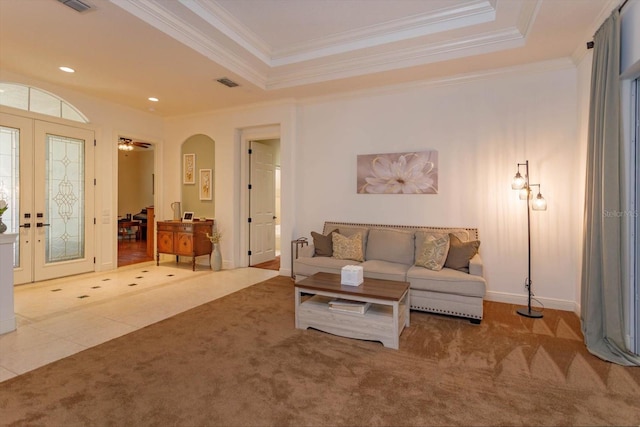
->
182 211 194 222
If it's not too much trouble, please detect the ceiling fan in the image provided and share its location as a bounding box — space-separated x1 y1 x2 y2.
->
118 137 151 151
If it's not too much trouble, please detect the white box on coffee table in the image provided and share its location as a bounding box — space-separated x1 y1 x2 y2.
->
341 265 363 286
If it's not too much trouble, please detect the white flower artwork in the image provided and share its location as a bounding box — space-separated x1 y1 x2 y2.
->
357 150 438 194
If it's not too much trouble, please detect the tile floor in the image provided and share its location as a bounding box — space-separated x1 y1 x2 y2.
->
0 262 279 383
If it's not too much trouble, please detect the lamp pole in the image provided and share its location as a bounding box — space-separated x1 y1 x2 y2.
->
515 160 543 318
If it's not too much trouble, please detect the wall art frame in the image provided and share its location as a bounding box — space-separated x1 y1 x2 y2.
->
199 169 212 201
183 153 195 184
357 150 438 194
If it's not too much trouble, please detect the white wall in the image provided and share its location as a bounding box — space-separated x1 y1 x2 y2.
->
3 61 591 310
295 61 583 310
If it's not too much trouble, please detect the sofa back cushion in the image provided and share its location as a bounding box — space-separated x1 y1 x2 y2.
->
365 228 415 265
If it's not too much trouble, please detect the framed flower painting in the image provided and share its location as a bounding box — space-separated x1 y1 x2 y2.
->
357 150 438 194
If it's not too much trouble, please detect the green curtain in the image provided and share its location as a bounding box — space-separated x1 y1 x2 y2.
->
581 10 640 366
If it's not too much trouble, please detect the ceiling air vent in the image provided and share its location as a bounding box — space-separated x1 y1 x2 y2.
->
57 0 92 13
216 77 239 88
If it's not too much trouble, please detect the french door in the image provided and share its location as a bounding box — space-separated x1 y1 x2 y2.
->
0 112 94 284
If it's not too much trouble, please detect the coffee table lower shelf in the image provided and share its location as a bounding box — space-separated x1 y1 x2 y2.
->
295 290 409 349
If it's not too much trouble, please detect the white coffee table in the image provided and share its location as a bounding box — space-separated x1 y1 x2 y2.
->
295 272 410 349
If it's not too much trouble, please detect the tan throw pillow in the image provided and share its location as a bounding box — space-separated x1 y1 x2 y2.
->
415 233 450 271
445 234 480 272
332 232 364 262
311 229 338 257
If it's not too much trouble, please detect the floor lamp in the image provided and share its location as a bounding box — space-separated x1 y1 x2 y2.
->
512 160 547 318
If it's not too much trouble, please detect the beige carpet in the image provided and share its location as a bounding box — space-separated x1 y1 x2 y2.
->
1 276 639 426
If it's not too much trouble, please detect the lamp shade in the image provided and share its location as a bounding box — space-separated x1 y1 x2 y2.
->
512 171 526 190
532 193 547 211
519 188 532 200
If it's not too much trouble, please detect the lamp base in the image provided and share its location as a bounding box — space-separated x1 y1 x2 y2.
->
517 307 543 318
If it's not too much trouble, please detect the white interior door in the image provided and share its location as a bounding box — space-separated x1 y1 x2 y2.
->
0 113 94 284
249 141 276 265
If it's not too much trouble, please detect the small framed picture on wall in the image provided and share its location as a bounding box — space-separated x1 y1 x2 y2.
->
199 169 212 200
183 153 195 184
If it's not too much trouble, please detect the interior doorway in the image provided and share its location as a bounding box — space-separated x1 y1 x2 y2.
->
117 137 155 267
248 138 281 268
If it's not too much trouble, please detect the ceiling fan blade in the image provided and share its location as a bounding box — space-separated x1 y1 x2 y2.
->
132 141 151 148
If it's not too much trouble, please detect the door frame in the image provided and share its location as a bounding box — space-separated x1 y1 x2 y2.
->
112 130 160 269
238 125 280 268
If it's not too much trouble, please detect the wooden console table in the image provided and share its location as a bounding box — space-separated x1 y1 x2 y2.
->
156 220 213 271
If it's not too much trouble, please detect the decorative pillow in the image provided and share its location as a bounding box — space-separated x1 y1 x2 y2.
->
332 232 364 262
311 229 338 257
415 232 450 271
445 234 481 272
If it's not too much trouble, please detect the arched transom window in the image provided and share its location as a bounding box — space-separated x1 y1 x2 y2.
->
0 82 88 123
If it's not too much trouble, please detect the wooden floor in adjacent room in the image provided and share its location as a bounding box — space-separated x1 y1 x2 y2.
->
252 256 280 271
118 237 154 267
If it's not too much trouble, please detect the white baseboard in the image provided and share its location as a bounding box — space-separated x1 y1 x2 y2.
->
485 290 578 313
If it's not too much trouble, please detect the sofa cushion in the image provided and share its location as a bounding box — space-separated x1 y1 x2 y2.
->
365 228 415 265
361 260 411 282
294 256 357 278
332 232 364 262
406 265 486 298
445 234 480 272
415 232 450 271
311 229 338 257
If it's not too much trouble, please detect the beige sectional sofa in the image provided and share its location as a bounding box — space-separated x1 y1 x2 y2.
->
293 221 487 323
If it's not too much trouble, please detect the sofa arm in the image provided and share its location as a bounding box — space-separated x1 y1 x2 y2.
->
469 253 484 277
298 244 315 258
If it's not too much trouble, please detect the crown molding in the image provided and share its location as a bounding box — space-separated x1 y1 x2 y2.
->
110 0 268 88
267 27 526 90
111 0 542 91
271 0 497 66
297 57 575 107
177 0 273 65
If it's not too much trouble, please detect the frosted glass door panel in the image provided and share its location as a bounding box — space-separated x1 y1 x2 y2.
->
0 113 33 285
45 134 85 263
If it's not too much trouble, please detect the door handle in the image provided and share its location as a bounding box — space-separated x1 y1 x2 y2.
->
36 222 51 227
19 223 31 228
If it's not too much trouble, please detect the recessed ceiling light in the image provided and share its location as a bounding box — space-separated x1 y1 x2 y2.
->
59 66 75 73
148 97 159 102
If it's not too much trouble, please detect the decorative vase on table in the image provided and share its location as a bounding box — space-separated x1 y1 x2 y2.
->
212 243 222 271
0 217 6 234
